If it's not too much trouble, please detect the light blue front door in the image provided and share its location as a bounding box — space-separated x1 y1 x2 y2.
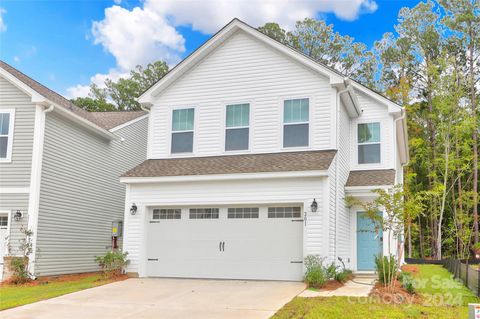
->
356 212 382 271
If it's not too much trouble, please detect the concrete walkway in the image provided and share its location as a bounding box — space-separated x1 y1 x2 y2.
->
1 278 305 319
299 276 376 297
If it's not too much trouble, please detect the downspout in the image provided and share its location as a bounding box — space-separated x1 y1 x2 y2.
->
334 86 350 265
394 109 409 167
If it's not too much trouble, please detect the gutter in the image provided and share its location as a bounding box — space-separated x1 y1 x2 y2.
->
39 101 119 141
140 102 152 113
394 108 409 166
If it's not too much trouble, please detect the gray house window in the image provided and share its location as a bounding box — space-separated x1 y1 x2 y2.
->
0 111 13 161
225 104 249 151
358 122 381 164
171 108 194 153
283 98 309 148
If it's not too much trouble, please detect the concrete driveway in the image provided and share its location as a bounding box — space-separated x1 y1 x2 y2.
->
1 278 305 319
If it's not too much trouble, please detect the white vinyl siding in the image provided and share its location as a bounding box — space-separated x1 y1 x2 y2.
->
171 108 194 153
0 109 14 161
225 103 249 151
0 76 35 187
148 31 333 158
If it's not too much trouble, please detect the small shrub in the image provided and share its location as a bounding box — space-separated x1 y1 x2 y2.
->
374 255 398 284
400 272 415 294
304 255 328 288
335 269 353 283
95 251 128 278
326 262 338 280
7 256 30 284
305 268 327 288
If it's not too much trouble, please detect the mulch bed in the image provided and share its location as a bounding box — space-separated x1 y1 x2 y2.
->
369 280 422 304
320 280 345 291
401 264 419 274
1 272 128 288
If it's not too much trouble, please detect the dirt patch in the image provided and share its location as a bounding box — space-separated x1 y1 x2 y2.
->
1 272 128 288
401 265 419 274
320 280 345 291
369 281 422 305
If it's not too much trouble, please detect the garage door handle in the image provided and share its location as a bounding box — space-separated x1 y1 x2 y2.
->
219 241 222 251
222 241 225 252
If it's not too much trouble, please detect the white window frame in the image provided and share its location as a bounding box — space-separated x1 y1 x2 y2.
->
357 122 381 165
280 97 311 150
169 106 196 155
0 109 15 163
224 102 252 153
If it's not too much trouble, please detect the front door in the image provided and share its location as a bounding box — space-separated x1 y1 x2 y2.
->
356 212 382 271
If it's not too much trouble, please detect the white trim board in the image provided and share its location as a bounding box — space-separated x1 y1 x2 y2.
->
109 114 149 133
0 187 30 194
121 170 329 184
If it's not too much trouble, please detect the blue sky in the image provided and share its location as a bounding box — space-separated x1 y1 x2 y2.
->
0 0 423 98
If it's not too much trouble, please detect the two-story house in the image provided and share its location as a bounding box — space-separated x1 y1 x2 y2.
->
120 19 409 281
0 61 148 279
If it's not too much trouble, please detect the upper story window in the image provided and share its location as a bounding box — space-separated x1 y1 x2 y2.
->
225 103 249 151
0 110 14 162
358 122 381 164
283 98 309 148
171 108 194 153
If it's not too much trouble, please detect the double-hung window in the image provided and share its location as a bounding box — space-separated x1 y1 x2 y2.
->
357 122 381 164
225 103 249 151
0 110 14 162
283 98 309 148
171 108 194 153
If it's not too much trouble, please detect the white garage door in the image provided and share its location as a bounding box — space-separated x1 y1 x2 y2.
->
146 206 304 281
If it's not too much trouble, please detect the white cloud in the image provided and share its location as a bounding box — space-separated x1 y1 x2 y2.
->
92 5 185 70
149 0 378 33
66 69 129 99
0 8 6 32
68 0 377 97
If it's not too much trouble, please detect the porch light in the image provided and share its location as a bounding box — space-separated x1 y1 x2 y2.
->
130 203 138 215
14 210 23 222
310 199 318 212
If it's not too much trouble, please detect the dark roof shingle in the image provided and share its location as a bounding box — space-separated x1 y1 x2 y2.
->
0 60 146 130
89 111 147 130
122 150 337 178
346 169 396 187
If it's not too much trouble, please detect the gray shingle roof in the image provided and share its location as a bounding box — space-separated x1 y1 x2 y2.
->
346 169 396 187
0 60 146 130
122 150 337 178
89 111 147 130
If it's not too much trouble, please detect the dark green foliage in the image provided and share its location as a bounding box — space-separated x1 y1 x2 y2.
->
7 257 30 284
334 269 353 283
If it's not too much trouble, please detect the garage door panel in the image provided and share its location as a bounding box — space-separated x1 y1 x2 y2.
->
146 206 304 281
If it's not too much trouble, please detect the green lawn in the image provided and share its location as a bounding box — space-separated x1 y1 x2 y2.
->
0 274 120 310
408 264 479 306
271 264 479 319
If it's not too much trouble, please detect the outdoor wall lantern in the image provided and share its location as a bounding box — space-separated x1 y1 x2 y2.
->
14 210 23 222
310 199 318 213
130 203 138 215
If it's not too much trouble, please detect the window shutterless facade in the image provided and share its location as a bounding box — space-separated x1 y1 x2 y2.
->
357 122 381 164
189 208 219 219
0 110 14 162
283 98 309 148
171 108 194 153
227 207 259 219
225 103 249 151
268 207 301 218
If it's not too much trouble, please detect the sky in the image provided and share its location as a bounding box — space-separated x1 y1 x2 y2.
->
0 0 424 98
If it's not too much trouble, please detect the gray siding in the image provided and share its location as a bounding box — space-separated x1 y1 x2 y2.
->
0 76 35 188
0 193 29 256
35 113 147 276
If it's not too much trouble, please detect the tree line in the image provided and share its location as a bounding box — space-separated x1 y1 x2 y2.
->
72 0 479 260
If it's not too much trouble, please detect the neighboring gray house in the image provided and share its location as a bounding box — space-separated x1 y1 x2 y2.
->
0 61 148 279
